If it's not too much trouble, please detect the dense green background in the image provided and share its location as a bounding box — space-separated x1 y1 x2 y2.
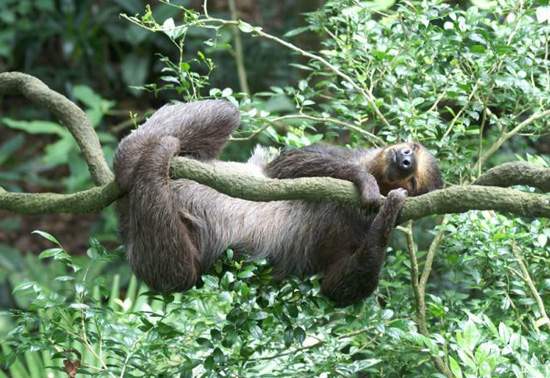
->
0 0 549 377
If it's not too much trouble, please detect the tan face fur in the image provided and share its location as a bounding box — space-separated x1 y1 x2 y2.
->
369 142 443 196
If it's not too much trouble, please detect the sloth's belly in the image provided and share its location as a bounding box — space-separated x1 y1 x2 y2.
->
171 175 372 277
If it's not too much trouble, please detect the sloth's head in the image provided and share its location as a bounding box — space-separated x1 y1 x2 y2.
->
371 142 443 196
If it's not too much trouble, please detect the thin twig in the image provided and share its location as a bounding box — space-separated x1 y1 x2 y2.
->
478 109 550 168
510 242 550 331
427 90 448 114
228 0 250 95
231 113 386 145
419 216 448 290
251 326 374 361
401 220 454 378
197 17 390 128
442 81 480 139
273 114 385 145
123 6 390 127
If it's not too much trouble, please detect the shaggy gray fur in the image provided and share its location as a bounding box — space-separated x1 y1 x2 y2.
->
114 100 410 305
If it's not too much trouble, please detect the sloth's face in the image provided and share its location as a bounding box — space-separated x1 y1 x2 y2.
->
385 142 419 181
378 142 442 196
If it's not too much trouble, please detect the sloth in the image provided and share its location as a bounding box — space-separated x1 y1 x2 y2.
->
114 100 443 306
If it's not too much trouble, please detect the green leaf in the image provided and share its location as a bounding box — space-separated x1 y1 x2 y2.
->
73 85 104 109
162 17 186 40
12 281 36 293
54 276 75 282
471 0 497 9
121 53 150 91
0 134 25 165
38 248 65 260
42 134 75 166
32 231 61 246
69 303 89 310
449 356 463 378
1 118 65 136
284 26 311 38
237 21 254 33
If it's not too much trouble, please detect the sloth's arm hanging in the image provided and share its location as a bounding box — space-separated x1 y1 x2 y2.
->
321 188 407 306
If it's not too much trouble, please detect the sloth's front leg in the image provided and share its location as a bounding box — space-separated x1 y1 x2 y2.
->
320 188 407 306
265 145 381 210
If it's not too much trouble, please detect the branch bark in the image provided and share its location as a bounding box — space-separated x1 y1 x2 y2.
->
474 162 550 192
170 157 550 222
0 72 113 185
1 156 548 220
1 72 548 220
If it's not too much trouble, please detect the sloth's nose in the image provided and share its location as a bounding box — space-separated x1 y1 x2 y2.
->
397 148 415 171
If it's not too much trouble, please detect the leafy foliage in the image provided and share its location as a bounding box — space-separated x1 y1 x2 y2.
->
2 234 384 377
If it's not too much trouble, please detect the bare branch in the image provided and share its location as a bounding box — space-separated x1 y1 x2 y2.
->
401 219 454 378
474 162 550 192
228 0 250 95
0 72 113 185
511 242 550 331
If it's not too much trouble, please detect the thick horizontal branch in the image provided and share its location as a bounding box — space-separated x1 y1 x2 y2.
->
0 72 113 185
170 157 550 222
1 157 548 220
474 162 550 192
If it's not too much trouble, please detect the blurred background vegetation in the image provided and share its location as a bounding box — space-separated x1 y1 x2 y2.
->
0 0 549 376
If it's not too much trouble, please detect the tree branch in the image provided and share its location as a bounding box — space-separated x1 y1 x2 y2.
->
0 72 113 185
1 157 548 221
0 182 120 214
170 157 550 222
474 162 550 192
1 72 547 219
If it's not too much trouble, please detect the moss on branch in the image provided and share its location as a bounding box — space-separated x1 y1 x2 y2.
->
0 71 548 220
0 182 120 214
2 157 548 222
474 162 550 192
